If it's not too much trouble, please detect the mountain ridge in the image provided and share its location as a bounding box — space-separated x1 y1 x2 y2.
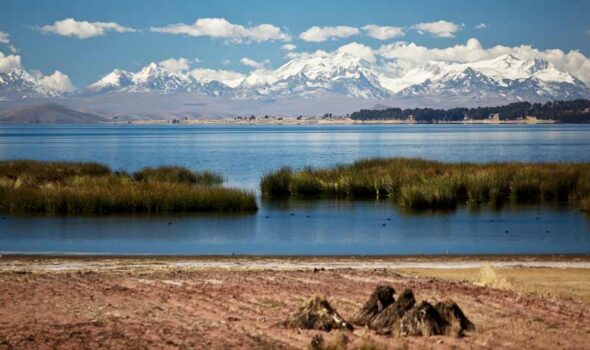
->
1 52 589 112
81 52 590 102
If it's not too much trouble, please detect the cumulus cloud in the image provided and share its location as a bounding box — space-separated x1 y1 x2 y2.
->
39 18 135 39
0 50 22 73
413 20 459 38
475 23 488 30
377 38 590 85
0 30 17 53
284 42 376 65
362 25 404 40
281 43 296 51
336 42 376 63
299 26 359 42
157 57 191 73
0 30 10 44
240 57 270 69
222 59 231 65
150 18 290 43
36 70 75 93
188 68 245 88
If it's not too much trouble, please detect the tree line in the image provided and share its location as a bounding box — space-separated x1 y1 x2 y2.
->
349 99 590 123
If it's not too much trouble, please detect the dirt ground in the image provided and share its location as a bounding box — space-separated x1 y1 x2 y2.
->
0 256 589 349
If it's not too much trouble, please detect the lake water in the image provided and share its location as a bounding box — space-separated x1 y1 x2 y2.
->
1 124 590 255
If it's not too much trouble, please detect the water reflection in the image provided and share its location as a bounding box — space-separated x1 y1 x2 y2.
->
1 200 588 255
1 124 590 255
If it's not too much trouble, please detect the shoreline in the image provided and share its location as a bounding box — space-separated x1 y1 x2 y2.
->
118 116 559 126
2 255 590 272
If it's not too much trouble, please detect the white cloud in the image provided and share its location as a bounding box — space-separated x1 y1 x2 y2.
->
240 57 270 69
158 57 191 73
413 20 459 38
362 25 404 40
377 38 590 85
37 70 74 93
0 50 22 73
281 43 296 51
284 42 376 66
299 26 359 42
188 68 245 88
0 30 17 53
336 42 376 63
475 23 488 30
150 18 290 43
0 30 10 44
40 18 135 39
222 59 231 65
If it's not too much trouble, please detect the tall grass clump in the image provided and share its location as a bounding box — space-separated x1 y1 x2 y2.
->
0 160 256 215
475 265 512 290
133 166 223 186
260 166 293 198
260 158 590 212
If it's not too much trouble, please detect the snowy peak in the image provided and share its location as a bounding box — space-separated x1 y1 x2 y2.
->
470 54 575 84
0 69 66 97
81 52 590 102
87 69 134 93
86 63 235 96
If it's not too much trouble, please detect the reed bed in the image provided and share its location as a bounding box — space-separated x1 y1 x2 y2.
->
0 160 257 214
260 158 590 211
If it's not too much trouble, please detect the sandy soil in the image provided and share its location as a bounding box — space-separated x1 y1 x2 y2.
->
0 256 589 349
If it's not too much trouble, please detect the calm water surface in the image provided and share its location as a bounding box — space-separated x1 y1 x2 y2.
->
1 124 589 255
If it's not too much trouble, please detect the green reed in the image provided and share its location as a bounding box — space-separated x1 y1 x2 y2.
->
260 158 590 211
0 160 256 214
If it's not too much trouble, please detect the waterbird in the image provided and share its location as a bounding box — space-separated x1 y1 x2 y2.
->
505 230 509 234
290 213 295 216
265 216 270 219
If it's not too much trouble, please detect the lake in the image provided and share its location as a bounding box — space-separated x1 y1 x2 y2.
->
1 124 590 255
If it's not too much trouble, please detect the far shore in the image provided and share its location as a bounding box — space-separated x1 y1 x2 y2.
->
117 116 558 126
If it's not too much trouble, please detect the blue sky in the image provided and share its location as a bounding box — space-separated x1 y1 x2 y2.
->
0 0 589 87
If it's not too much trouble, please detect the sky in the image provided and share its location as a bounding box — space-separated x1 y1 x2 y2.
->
0 0 589 88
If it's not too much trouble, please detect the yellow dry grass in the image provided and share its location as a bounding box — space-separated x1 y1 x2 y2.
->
400 266 590 304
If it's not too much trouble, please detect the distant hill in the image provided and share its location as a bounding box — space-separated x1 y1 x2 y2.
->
0 103 108 124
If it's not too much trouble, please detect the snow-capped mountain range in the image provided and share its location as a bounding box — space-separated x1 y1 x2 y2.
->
0 69 66 98
84 52 590 101
2 52 590 102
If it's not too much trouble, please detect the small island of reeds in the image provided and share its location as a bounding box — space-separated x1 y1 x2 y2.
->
0 160 257 215
261 158 590 212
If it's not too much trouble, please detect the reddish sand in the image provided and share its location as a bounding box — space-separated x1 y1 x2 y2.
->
0 257 589 349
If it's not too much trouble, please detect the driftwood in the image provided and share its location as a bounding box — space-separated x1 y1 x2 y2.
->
370 289 416 332
395 301 447 337
350 285 395 326
283 296 353 332
283 287 474 340
435 300 475 337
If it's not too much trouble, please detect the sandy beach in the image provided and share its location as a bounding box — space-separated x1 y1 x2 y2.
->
1 255 589 349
